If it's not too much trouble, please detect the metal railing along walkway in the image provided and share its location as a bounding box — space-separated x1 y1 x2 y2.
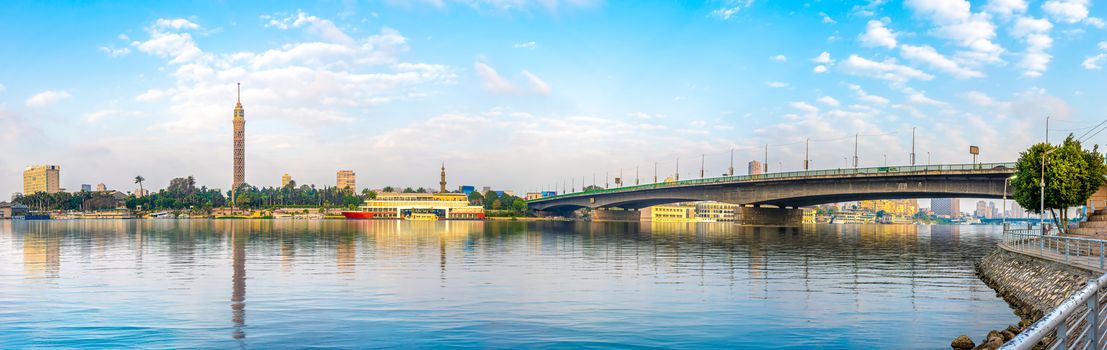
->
530 162 1015 202
1000 229 1107 349
1002 229 1107 272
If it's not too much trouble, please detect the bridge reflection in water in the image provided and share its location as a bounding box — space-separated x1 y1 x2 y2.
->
0 220 1014 348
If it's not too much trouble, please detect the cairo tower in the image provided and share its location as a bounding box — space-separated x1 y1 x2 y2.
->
232 83 245 188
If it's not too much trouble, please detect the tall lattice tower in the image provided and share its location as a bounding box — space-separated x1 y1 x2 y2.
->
232 83 246 189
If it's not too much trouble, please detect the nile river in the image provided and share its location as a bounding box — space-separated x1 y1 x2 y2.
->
0 220 1014 349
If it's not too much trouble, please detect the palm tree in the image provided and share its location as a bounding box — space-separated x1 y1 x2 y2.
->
134 175 145 194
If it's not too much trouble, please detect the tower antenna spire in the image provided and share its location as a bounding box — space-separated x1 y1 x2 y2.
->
237 82 241 104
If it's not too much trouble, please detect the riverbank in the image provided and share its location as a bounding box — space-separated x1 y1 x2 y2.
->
960 248 1095 349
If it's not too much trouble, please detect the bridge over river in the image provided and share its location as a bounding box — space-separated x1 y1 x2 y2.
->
527 162 1016 223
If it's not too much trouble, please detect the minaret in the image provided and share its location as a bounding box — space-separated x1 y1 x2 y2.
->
439 163 447 193
232 83 246 189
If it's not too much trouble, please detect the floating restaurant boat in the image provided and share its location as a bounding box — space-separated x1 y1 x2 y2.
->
341 193 485 220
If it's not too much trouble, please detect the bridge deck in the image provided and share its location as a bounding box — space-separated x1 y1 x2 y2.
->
530 162 1015 204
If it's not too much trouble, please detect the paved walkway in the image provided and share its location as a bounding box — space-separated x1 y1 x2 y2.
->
1000 241 1107 274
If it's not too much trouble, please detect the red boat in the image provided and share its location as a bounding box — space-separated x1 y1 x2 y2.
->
341 212 392 219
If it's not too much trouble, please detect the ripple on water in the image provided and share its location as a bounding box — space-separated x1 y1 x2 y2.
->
0 220 1014 349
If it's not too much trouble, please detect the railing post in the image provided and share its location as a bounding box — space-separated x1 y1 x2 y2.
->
1089 290 1099 349
1058 319 1067 350
1101 241 1104 270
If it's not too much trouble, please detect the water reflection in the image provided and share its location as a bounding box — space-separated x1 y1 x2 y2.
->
0 220 1011 349
230 222 246 341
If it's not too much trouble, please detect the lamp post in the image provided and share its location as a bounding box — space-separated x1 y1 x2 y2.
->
764 144 769 174
910 126 916 166
853 132 859 168
804 138 810 172
1003 175 1017 226
1040 148 1058 234
729 148 735 176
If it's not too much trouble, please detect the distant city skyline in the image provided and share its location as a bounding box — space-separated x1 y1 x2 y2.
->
1 1 1106 195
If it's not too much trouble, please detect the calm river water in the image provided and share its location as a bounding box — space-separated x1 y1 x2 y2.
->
0 220 1015 349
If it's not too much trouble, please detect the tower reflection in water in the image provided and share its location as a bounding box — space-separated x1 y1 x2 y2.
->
230 221 246 341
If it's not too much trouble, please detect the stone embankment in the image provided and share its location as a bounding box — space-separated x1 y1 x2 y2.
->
951 248 1094 349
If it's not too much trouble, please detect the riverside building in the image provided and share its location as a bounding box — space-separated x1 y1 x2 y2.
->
336 170 356 192
23 165 60 195
341 193 485 220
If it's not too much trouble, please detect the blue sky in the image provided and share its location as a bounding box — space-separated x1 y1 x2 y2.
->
1 0 1106 203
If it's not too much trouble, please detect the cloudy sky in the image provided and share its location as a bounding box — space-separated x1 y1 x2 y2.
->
0 0 1105 197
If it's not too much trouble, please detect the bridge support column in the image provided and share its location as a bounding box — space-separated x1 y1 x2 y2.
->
535 208 578 218
734 207 802 226
591 208 642 222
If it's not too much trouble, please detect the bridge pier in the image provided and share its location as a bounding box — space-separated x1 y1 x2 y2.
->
535 207 580 218
734 207 802 226
591 208 642 222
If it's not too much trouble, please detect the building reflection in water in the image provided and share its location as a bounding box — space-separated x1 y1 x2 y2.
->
22 230 61 279
230 222 246 341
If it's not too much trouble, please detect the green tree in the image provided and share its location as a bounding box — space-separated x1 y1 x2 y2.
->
483 191 500 210
512 199 527 213
468 191 484 206
1012 135 1106 233
134 175 145 194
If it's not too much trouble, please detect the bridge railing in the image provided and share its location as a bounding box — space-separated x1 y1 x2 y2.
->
1000 228 1107 350
531 162 1015 203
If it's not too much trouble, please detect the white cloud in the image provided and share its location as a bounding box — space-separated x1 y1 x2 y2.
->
155 18 199 30
899 44 983 78
474 62 515 93
263 11 354 45
126 13 455 134
1087 17 1105 28
83 109 144 123
817 96 841 107
820 12 837 24
132 19 207 65
790 101 820 114
859 20 897 49
767 81 789 88
1084 54 1107 70
135 89 168 102
1043 0 1089 24
839 55 934 84
904 89 948 107
984 0 1027 18
813 51 833 63
1011 16 1053 38
514 41 537 49
904 0 1004 65
0 83 5 93
1100 41 1107 50
851 0 886 17
771 54 787 62
25 90 71 107
813 65 828 73
712 0 754 20
521 70 550 95
1008 16 1054 77
98 46 132 57
964 91 996 106
1020 33 1053 77
848 84 890 105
